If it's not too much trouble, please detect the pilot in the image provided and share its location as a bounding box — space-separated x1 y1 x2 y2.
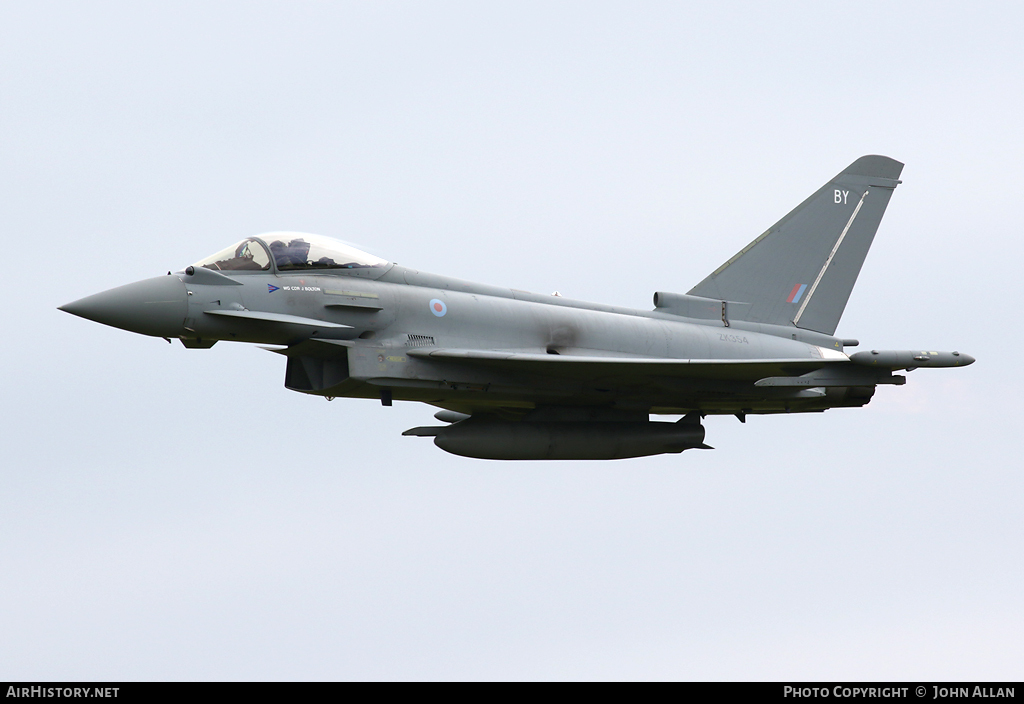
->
268 239 287 265
287 239 311 266
268 238 311 269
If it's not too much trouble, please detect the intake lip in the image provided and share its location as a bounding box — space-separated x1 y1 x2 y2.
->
59 275 188 338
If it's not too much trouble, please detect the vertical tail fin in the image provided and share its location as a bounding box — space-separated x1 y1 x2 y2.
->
688 155 904 335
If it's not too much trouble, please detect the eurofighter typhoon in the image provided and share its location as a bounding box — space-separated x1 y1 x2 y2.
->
60 156 973 460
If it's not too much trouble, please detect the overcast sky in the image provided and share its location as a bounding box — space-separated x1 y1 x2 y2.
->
1 1 1021 680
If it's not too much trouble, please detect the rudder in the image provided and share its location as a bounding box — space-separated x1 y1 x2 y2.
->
688 155 904 335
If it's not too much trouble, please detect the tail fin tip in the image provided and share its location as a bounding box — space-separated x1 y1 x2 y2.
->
843 154 904 180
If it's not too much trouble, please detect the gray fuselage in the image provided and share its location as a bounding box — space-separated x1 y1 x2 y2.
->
174 262 861 416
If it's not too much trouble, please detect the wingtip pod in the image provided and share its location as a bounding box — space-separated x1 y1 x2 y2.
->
849 350 975 369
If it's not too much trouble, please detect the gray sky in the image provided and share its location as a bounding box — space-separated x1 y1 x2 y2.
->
1 1 1021 680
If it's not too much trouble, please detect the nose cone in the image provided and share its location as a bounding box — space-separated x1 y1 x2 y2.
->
60 275 188 338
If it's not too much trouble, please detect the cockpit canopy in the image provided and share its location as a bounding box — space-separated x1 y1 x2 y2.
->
195 232 388 273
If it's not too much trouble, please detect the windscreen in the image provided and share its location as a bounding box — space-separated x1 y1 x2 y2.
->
194 239 271 271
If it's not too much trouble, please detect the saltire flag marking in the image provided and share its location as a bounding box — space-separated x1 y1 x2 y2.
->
786 283 808 304
268 284 280 293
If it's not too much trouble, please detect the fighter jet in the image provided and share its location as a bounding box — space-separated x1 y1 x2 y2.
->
60 155 973 460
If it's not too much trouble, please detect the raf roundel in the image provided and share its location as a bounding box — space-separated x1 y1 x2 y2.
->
429 298 447 317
